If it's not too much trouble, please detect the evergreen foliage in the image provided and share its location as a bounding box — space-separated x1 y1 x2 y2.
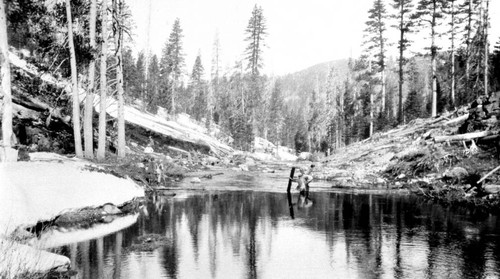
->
244 5 266 76
160 18 185 114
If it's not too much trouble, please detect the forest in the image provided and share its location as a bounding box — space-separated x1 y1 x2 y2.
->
1 0 499 159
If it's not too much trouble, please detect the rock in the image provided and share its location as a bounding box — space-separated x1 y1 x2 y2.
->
191 177 201 183
483 185 500 194
397 173 406 179
144 146 154 153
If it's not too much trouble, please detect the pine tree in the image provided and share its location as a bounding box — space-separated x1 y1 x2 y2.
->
146 54 160 113
135 51 146 102
0 0 13 156
244 5 267 76
97 0 109 161
65 0 83 158
482 0 490 97
244 5 267 140
122 48 137 102
112 0 126 159
459 0 480 98
392 0 413 123
84 0 97 159
160 18 185 115
363 0 388 114
190 53 206 121
412 0 447 117
444 0 459 106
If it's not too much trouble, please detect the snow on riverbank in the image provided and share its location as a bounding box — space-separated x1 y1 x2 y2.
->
0 153 144 236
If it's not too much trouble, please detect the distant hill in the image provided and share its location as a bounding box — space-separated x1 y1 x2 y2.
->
278 59 350 102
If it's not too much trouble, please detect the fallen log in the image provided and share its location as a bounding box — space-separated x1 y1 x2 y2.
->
477 165 500 184
441 114 468 127
167 146 191 160
12 92 71 126
433 130 495 143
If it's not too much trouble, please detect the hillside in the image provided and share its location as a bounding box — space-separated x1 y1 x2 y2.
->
278 59 349 102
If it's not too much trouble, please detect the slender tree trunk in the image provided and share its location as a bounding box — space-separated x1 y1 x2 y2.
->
397 2 404 123
378 0 386 113
450 0 456 106
171 76 176 115
114 0 126 158
370 87 374 137
66 0 83 158
484 0 489 97
431 2 437 117
0 0 13 149
465 0 473 97
84 0 97 159
97 0 108 161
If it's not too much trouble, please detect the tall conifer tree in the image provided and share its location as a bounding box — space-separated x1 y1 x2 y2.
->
363 0 388 113
392 0 413 123
160 18 184 115
413 0 447 117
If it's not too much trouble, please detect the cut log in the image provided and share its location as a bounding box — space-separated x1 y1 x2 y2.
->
477 165 500 184
433 131 495 143
441 114 468 127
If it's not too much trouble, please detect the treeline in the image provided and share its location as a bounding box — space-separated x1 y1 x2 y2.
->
119 0 500 156
1 0 500 158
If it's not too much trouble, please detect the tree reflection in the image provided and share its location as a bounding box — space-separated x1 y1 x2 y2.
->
59 191 500 279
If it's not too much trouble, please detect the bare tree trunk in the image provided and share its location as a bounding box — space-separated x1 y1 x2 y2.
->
397 2 404 123
66 0 83 158
0 0 13 149
431 2 437 117
84 0 97 159
484 0 489 97
465 0 473 97
370 88 374 137
171 77 176 115
97 0 108 161
114 0 126 158
450 0 456 106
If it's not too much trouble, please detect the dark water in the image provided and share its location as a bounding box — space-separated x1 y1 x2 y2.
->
52 191 500 279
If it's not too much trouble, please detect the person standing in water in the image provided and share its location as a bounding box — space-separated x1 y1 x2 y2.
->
290 165 314 207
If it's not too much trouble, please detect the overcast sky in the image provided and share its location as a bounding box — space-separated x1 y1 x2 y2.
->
126 0 500 77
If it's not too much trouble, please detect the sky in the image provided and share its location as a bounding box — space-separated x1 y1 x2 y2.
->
126 0 500 77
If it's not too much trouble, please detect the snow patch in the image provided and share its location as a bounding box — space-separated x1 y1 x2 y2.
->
0 154 144 236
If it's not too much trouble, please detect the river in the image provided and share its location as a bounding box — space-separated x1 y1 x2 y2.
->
43 182 500 279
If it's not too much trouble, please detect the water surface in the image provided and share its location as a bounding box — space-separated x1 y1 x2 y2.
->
49 189 500 279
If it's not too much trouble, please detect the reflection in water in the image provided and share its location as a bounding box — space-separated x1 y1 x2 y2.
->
55 191 500 279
